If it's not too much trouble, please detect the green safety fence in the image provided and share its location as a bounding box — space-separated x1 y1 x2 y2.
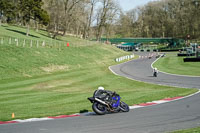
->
100 38 184 46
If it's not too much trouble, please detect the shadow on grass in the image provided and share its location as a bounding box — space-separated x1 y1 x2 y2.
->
38 32 64 41
1 25 9 27
6 28 40 38
79 109 89 113
38 32 51 39
79 109 97 116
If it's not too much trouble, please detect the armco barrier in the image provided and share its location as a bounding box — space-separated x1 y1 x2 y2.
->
115 55 134 62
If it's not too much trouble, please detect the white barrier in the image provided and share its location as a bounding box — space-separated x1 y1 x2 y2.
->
115 54 134 62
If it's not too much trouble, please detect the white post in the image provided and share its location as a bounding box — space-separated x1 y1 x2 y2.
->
23 39 25 47
30 40 32 47
42 41 45 47
37 40 39 48
15 38 19 46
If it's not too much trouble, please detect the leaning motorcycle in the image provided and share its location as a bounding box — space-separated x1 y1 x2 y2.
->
88 92 129 115
153 71 157 77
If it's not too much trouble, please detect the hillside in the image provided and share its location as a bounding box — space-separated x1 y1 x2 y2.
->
0 24 127 80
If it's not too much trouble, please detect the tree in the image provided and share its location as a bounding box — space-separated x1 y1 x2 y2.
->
43 0 62 38
32 6 50 32
44 0 87 38
19 0 49 36
95 0 119 41
61 0 84 36
82 0 99 39
116 12 134 37
0 0 17 25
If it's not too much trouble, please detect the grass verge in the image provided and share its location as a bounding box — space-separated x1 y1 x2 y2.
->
153 52 200 76
171 126 200 133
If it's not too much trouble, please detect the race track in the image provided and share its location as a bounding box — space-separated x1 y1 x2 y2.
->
110 52 200 89
1 52 200 133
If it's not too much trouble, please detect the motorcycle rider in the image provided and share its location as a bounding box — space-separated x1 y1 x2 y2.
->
88 87 129 114
153 67 158 77
93 86 116 102
94 86 113 98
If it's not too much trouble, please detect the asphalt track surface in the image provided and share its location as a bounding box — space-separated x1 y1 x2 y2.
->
1 52 200 133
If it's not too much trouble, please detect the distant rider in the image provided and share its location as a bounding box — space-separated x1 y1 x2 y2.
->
153 67 158 77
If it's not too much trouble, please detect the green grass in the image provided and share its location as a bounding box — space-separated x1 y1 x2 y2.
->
0 24 198 121
0 24 97 47
171 127 200 133
153 52 200 76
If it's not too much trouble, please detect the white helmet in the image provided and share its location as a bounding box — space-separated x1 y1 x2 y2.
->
98 86 104 90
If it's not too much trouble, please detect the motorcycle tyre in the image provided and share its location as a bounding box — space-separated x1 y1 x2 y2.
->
92 102 107 115
120 101 129 112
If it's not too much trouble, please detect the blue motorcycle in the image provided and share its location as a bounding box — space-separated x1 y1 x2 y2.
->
88 92 129 115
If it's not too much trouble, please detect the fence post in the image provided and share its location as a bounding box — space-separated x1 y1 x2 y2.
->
37 40 39 48
1 38 3 44
23 39 25 47
15 38 19 46
42 41 45 47
30 40 32 48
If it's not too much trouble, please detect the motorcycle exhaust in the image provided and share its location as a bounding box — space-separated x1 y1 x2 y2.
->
95 98 107 105
94 98 114 112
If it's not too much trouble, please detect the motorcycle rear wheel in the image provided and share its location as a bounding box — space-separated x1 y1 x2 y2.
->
92 102 107 115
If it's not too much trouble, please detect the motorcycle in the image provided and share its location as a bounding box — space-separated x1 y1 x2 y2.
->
88 92 129 115
153 71 157 77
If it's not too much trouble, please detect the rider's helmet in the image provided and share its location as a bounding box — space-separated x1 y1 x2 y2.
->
98 86 104 90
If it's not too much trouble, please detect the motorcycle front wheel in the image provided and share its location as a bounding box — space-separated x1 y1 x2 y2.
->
92 102 107 115
120 101 129 112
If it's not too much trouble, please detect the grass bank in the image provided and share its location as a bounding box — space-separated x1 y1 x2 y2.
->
171 126 200 133
0 25 197 121
153 52 200 76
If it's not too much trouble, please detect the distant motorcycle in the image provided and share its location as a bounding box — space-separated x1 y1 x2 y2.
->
153 71 157 77
88 92 129 115
153 68 158 77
